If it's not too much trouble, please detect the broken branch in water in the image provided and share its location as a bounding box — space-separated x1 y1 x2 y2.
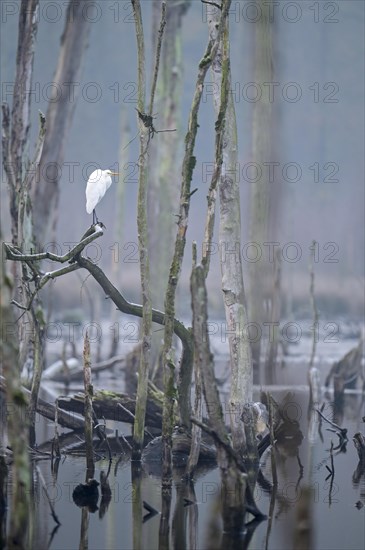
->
315 408 348 452
36 465 61 526
315 408 347 438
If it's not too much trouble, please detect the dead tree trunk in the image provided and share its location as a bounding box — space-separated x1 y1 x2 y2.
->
0 232 31 549
190 264 247 534
148 0 186 307
265 248 281 382
160 0 233 486
206 3 252 454
248 0 274 375
2 0 48 446
83 332 94 479
32 0 92 243
148 0 189 381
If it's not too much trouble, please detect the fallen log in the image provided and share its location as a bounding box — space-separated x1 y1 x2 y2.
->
0 375 84 430
57 386 164 430
43 355 126 382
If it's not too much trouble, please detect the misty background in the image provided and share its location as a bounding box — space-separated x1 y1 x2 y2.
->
1 0 364 319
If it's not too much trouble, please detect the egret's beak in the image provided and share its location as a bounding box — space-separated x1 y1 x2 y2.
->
110 172 119 176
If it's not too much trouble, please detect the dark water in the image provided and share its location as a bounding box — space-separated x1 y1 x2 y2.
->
5 389 363 550
3 330 365 549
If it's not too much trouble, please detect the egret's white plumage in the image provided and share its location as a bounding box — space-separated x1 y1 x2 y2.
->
85 169 118 224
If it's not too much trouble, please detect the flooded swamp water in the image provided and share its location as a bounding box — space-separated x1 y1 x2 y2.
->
1 319 364 549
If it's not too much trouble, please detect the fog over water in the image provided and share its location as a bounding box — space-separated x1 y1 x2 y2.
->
1 0 364 318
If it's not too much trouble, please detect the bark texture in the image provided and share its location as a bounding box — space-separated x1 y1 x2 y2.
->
207 3 252 453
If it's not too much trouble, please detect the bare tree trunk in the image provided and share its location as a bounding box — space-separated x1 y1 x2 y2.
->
308 241 321 406
130 0 164 459
148 0 188 307
160 0 232 486
190 264 247 534
148 0 189 380
0 233 31 549
83 332 94 480
206 4 252 454
265 248 281 383
2 0 47 449
9 0 39 237
109 107 130 358
186 245 202 478
32 0 92 243
248 0 274 375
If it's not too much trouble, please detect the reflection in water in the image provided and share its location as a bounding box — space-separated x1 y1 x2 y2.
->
159 487 172 550
79 507 89 550
132 462 143 550
2 388 365 549
99 470 112 519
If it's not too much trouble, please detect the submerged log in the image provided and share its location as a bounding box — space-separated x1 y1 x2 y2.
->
143 427 216 464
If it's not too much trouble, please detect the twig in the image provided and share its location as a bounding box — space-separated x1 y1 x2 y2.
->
201 0 222 10
36 465 61 525
115 429 132 452
93 415 112 462
315 408 347 437
52 398 61 459
327 441 335 506
117 402 154 439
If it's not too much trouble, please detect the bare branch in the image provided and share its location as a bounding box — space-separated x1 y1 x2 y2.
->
23 111 46 191
4 224 104 264
149 0 167 115
201 0 222 10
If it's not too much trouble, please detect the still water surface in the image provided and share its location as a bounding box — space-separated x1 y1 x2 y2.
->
5 328 365 549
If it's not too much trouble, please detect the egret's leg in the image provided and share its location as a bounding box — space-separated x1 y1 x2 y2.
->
93 209 99 225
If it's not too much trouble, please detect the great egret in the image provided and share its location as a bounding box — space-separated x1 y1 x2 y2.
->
86 169 119 224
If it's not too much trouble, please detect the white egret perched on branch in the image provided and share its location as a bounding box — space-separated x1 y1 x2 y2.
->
86 169 119 225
